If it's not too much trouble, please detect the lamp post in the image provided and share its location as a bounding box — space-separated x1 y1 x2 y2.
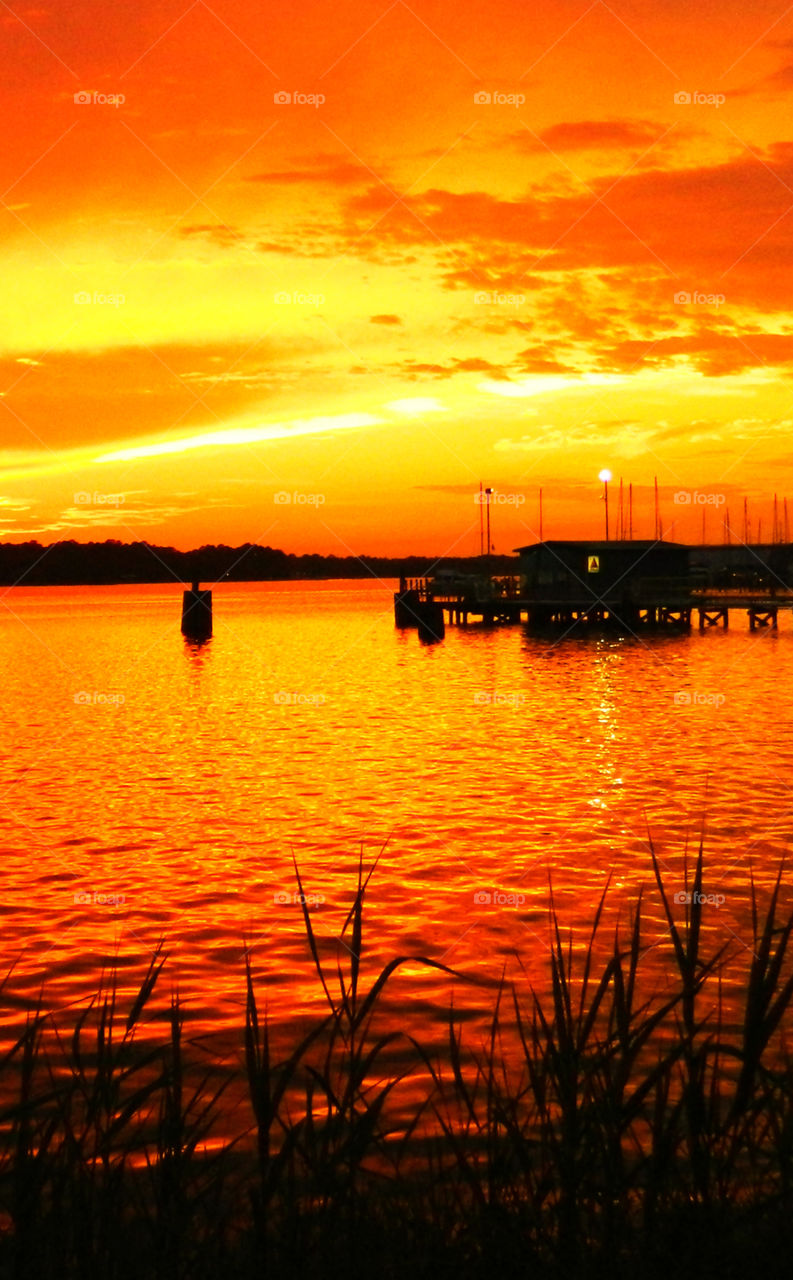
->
479 481 484 556
485 487 493 561
598 469 612 541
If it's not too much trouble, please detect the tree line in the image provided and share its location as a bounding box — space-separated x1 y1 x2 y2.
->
0 539 518 586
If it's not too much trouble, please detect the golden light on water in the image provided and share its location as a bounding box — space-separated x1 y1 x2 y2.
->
0 1 793 551
2 581 792 1088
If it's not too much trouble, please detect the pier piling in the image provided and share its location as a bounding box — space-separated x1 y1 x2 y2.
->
181 580 213 641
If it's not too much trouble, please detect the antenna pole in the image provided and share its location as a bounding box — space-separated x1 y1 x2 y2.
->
479 482 484 556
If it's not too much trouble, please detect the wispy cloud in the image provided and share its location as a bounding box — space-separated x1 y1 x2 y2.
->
94 413 382 464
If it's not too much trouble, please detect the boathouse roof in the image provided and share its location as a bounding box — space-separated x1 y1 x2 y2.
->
514 539 688 553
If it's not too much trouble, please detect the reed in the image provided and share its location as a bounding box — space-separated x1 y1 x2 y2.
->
1 846 793 1278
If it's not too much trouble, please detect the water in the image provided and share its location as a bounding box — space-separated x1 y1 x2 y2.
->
2 580 792 1061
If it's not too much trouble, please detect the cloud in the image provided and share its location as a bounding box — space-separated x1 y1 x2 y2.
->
515 119 665 154
479 373 624 397
94 412 382 463
599 328 793 377
733 44 793 95
370 314 402 325
396 356 513 380
179 224 244 246
765 63 793 89
245 160 373 186
341 146 793 319
385 397 445 414
494 422 652 455
514 347 573 374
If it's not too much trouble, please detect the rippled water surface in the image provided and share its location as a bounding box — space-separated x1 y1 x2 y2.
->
2 579 793 1055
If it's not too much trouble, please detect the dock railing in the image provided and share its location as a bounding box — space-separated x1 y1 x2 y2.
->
418 573 522 603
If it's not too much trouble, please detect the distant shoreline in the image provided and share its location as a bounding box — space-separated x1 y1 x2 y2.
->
0 538 518 587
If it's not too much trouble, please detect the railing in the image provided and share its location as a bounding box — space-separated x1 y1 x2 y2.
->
692 586 793 598
399 575 522 602
400 574 793 606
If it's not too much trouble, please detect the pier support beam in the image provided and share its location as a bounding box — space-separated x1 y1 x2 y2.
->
749 608 778 631
659 607 691 629
698 608 729 631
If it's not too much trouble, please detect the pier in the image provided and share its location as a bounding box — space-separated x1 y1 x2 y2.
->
394 540 793 634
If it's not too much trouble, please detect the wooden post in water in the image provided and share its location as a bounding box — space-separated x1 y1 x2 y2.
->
394 577 421 628
416 600 445 642
181 579 213 640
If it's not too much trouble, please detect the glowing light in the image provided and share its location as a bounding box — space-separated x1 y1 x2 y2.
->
385 398 445 415
94 413 382 464
599 469 613 483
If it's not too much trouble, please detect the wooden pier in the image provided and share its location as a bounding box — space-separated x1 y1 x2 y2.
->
394 541 793 636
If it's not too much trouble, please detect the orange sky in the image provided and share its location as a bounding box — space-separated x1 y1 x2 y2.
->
3 0 793 555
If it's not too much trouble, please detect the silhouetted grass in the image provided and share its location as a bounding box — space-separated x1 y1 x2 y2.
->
2 843 793 1278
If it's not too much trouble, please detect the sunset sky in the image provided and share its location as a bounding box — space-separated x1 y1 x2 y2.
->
3 0 793 555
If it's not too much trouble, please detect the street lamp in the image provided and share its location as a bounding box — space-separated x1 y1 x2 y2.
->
598 469 612 541
485 488 493 561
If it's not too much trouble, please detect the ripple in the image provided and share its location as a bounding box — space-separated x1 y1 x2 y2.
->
0 580 791 1058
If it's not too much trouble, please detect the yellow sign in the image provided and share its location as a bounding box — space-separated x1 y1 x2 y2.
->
587 555 600 573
